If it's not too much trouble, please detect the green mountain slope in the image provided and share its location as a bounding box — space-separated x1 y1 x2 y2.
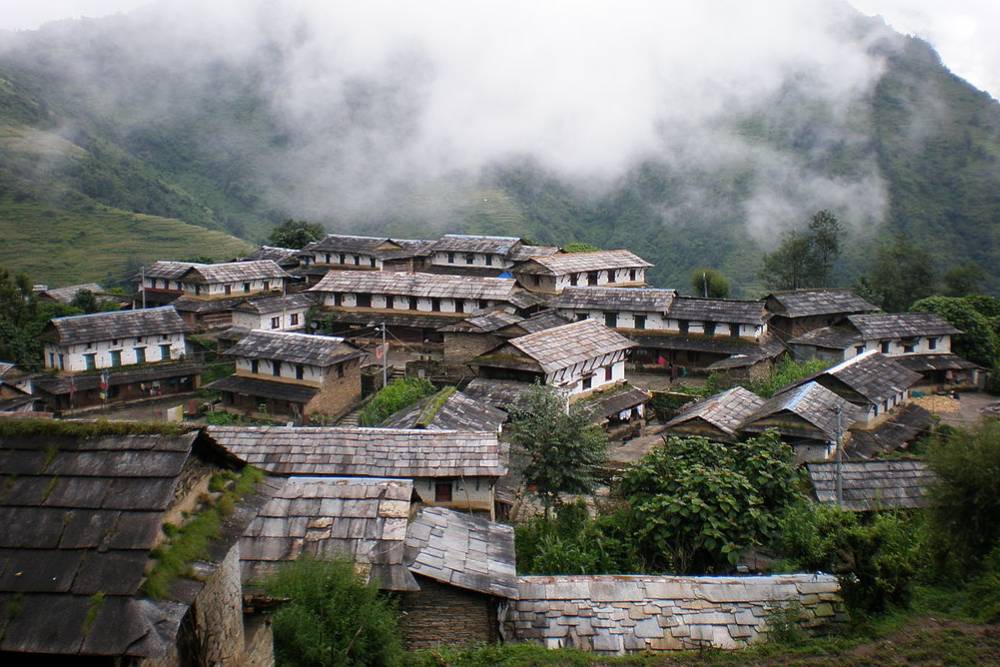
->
0 12 997 293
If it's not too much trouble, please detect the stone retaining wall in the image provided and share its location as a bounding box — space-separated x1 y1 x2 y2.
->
506 574 844 654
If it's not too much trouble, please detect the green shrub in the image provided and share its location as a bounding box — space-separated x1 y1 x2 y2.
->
265 558 403 667
744 357 831 398
911 296 1000 368
359 378 436 426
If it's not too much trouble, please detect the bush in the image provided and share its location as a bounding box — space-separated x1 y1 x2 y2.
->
618 432 800 572
358 378 436 426
745 357 831 398
927 420 1000 568
776 504 924 615
265 558 403 667
911 296 999 368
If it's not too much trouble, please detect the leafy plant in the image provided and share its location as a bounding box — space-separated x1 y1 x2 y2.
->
911 295 1000 368
269 219 326 249
360 378 436 426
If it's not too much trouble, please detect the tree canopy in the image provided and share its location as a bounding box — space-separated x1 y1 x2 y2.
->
911 295 999 368
857 235 936 312
759 210 843 290
269 219 326 249
690 268 730 298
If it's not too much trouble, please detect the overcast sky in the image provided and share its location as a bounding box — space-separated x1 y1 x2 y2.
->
0 1 996 100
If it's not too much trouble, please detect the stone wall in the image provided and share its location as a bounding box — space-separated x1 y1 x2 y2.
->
399 575 499 649
507 574 844 654
305 358 362 420
192 544 247 665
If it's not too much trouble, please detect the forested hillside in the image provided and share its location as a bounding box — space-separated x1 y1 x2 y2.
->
0 8 997 292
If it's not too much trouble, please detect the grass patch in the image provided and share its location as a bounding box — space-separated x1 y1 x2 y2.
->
142 466 263 599
0 418 192 439
415 387 456 427
81 592 105 636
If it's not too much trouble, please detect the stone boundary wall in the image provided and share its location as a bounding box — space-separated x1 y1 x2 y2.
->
506 574 845 654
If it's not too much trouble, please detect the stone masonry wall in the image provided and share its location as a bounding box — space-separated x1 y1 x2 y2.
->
399 575 499 649
507 574 844 654
192 544 247 665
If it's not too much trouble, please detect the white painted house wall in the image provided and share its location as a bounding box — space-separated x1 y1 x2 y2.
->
431 251 511 270
309 252 381 269
43 333 187 372
231 308 308 332
842 335 953 361
180 278 286 298
323 293 499 314
548 351 628 398
557 309 765 340
235 357 326 385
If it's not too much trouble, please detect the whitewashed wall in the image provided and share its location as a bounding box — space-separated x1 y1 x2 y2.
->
231 308 308 331
44 333 186 371
235 357 327 384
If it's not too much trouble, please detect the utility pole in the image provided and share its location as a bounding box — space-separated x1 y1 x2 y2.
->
834 404 844 507
140 265 146 309
703 271 708 298
381 323 388 389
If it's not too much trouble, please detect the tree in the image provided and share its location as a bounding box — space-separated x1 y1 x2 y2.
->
506 384 608 513
0 267 82 371
861 235 936 312
618 432 799 572
911 296 999 368
269 218 326 249
264 558 403 666
69 289 99 313
561 242 601 253
943 263 986 297
690 268 730 298
759 210 843 290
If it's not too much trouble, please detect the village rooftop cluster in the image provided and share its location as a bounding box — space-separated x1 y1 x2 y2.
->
0 231 985 663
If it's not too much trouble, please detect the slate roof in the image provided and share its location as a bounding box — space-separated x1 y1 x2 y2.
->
766 289 879 318
206 426 508 478
499 309 573 336
381 389 507 431
668 297 767 325
846 313 962 339
741 382 861 441
241 477 416 590
552 287 676 313
170 295 247 314
322 310 465 330
628 332 760 355
310 271 524 302
241 246 300 265
307 234 401 254
143 260 204 281
502 320 637 374
516 249 653 275
808 352 922 405
461 378 535 411
577 383 651 423
430 234 522 255
404 507 518 598
438 310 524 334
0 430 258 658
665 387 766 438
38 283 109 304
894 353 981 372
848 404 934 459
32 361 203 396
205 374 319 404
788 325 862 350
233 292 315 315
223 330 362 366
508 245 560 261
180 260 291 284
705 338 787 371
45 306 187 346
808 460 934 511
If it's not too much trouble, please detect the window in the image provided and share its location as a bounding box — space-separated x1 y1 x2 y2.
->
605 366 613 382
263 281 270 291
880 341 890 354
251 359 259 374
704 322 716 336
604 312 617 327
576 313 587 322
337 363 345 378
333 293 342 307
582 376 593 390
339 253 346 264
272 360 281 376
110 350 121 368
629 269 637 281
136 337 143 343
485 254 493 266
635 314 646 330
532 275 541 286
432 298 441 312
588 271 598 286
356 293 372 308
194 285 201 295
678 320 689 334
903 343 915 353
463 253 473 265
290 313 299 326
271 316 280 329
135 347 146 364
570 273 578 286
243 282 250 293
447 252 455 264
370 257 376 268
86 341 93 349
49 352 55 368
112 339 118 346
730 323 740 337
409 296 418 310
928 337 937 350
855 345 866 355
326 253 332 263
224 285 231 295
455 299 464 314
296 364 304 380
435 482 453 503
160 344 172 361
84 353 96 371
480 300 489 309
353 256 360 266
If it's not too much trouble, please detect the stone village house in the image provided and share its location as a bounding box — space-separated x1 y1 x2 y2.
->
33 307 201 413
0 426 274 665
207 330 363 423
763 289 880 339
513 249 651 294
296 235 434 284
229 293 315 333
424 234 559 278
